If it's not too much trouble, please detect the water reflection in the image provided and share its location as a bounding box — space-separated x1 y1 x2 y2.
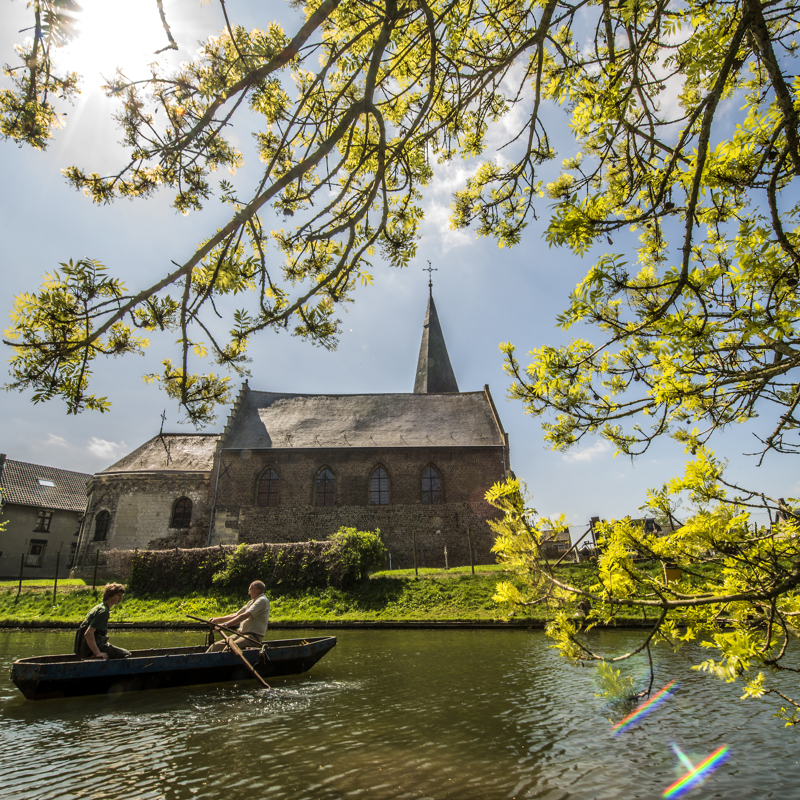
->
1 628 797 799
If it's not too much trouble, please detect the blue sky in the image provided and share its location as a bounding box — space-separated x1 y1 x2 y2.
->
1 0 797 524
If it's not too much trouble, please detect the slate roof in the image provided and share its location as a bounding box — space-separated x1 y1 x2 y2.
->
542 528 571 543
414 294 459 394
223 389 505 450
100 434 219 474
0 459 91 512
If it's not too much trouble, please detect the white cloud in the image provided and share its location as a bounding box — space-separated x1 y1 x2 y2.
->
427 159 479 198
420 160 479 252
41 433 69 448
87 437 128 463
422 201 473 252
561 440 613 463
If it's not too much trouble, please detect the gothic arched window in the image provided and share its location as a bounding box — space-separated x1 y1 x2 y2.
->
315 468 336 506
257 469 279 507
93 510 110 542
422 465 443 504
170 497 193 528
369 467 390 505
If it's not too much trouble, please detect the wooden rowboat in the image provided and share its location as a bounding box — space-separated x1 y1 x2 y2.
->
10 636 337 700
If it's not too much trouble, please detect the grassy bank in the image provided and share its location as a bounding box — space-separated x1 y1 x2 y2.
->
0 564 602 625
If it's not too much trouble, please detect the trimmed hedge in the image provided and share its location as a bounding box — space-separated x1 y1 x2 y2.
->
128 528 387 594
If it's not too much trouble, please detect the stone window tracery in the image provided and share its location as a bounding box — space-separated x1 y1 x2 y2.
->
170 497 193 529
257 469 279 507
93 510 110 541
315 468 336 507
422 465 443 504
369 467 390 505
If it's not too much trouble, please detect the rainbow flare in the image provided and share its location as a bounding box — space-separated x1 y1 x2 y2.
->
610 680 677 736
662 745 730 798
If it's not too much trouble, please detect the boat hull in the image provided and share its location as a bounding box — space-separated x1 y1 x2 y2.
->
10 636 337 700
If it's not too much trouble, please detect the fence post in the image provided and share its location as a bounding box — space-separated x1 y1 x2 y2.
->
92 550 100 594
466 527 475 575
16 553 24 600
444 546 448 571
53 550 61 604
412 530 418 577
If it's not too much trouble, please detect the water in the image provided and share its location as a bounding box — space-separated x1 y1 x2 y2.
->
1 627 798 799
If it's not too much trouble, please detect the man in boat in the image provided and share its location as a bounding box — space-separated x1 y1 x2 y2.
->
206 580 270 652
74 583 132 660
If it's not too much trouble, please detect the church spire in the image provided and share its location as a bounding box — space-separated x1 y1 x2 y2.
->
413 292 459 394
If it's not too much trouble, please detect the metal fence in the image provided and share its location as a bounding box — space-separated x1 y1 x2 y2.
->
551 510 787 562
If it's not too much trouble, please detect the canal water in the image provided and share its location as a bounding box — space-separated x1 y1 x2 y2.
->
1 627 798 799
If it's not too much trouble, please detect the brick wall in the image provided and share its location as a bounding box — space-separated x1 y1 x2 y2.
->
214 446 505 508
209 446 505 567
71 444 508 573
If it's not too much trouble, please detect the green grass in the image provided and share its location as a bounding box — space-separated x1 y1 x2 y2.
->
371 564 508 579
0 563 611 625
0 579 87 588
0 568 524 624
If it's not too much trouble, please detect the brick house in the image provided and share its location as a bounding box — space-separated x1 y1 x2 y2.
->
0 455 90 578
73 293 513 570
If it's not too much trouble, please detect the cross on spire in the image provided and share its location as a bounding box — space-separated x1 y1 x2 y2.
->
423 261 437 296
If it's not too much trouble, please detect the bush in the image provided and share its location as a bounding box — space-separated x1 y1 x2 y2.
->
127 528 386 595
128 546 230 594
324 528 388 589
212 541 330 592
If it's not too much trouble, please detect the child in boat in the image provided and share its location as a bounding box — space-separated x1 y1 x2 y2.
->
74 583 132 660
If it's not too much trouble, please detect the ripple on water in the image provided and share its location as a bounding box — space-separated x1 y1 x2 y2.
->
1 628 799 799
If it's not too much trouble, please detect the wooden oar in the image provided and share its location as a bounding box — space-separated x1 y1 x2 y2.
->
218 629 271 690
186 614 263 648
186 614 271 690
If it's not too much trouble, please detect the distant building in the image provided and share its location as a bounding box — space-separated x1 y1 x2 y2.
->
0 455 90 578
630 517 666 535
540 528 572 559
73 293 513 572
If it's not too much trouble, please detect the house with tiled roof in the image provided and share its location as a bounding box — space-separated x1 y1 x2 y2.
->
73 292 512 573
0 455 90 578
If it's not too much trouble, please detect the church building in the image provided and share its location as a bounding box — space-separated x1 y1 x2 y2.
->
73 294 512 571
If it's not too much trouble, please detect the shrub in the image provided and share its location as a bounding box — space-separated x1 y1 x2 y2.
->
324 528 388 589
128 546 230 594
128 528 386 595
211 541 330 592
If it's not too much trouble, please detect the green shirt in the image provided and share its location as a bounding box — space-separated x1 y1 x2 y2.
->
82 602 111 635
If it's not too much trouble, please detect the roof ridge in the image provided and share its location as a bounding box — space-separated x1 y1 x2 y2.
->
4 459 93 478
151 432 220 437
245 390 484 398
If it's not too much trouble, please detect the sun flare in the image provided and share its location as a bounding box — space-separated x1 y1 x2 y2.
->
62 0 175 85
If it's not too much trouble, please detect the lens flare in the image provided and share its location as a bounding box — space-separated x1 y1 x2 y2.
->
610 680 677 736
662 745 730 798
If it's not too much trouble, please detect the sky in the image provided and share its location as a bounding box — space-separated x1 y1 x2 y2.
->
1 0 797 525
